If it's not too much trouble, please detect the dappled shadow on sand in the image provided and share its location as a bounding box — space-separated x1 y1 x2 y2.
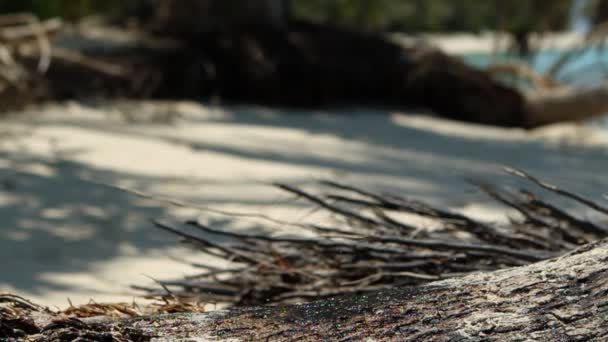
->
0 151 208 297
29 103 608 205
2 102 608 302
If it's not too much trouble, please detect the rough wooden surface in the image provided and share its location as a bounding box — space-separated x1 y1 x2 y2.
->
68 239 607 341
3 235 607 341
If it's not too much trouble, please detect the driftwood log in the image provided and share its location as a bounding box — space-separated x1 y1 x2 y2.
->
144 239 608 340
0 6 604 127
36 20 608 128
138 0 608 128
160 239 608 341
2 239 607 340
0 2 605 126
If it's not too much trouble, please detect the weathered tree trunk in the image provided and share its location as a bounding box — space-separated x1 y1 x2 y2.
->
144 0 608 128
42 18 608 128
150 23 530 127
15 1 608 128
154 240 608 340
19 239 604 340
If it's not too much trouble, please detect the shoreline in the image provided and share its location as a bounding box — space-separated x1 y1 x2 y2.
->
389 31 585 54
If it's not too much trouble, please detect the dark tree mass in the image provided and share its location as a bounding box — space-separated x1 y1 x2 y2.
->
1 0 600 128
0 0 604 128
155 22 526 127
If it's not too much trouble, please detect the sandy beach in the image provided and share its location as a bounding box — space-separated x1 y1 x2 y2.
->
403 31 585 54
0 100 607 308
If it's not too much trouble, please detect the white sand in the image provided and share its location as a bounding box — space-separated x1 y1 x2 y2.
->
391 31 586 54
1 100 607 308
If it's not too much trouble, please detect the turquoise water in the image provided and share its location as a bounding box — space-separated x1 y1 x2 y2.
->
463 48 608 86
462 48 608 126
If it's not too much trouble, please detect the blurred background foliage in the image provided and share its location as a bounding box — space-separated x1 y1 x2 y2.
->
291 0 573 33
0 0 146 21
0 0 602 34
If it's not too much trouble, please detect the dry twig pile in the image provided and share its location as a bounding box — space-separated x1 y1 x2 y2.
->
138 168 608 306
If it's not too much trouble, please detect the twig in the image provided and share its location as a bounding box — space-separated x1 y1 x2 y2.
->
505 167 608 216
366 235 550 262
183 219 419 256
154 220 261 264
142 173 608 307
275 183 396 229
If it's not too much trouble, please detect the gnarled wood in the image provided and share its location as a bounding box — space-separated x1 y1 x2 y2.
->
145 0 608 128
110 239 608 340
7 240 605 340
4 7 608 127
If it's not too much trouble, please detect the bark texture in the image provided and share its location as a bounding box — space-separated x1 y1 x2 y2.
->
63 239 608 341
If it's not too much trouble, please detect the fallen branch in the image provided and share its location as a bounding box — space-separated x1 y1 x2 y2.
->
136 169 608 306
4 239 608 340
